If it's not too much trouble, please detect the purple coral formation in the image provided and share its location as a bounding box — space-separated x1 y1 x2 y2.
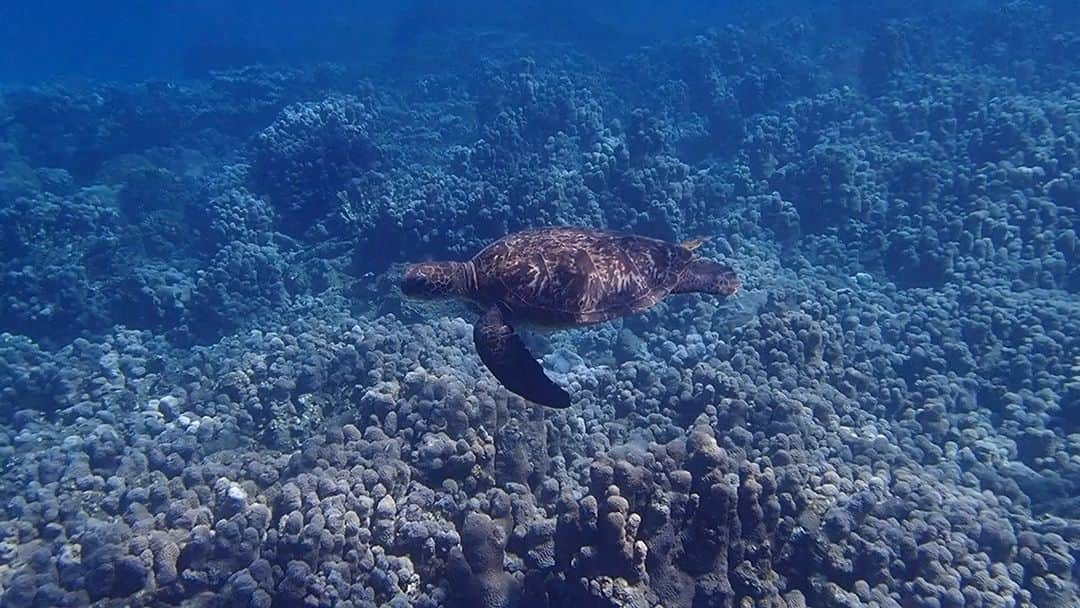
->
0 3 1078 608
251 94 383 237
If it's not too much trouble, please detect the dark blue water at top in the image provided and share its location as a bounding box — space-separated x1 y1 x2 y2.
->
0 1 764 83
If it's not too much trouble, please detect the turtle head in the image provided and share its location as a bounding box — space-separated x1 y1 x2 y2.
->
401 262 473 299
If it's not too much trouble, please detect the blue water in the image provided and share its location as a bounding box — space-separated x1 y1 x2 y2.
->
0 2 1077 607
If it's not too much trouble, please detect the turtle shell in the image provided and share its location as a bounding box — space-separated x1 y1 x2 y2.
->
470 227 693 326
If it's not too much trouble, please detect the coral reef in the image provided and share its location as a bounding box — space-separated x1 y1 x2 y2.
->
0 2 1077 607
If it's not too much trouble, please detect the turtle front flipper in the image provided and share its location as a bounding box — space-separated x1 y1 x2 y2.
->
473 305 572 408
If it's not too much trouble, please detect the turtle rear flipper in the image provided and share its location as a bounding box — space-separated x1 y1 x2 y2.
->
473 306 572 408
673 260 740 296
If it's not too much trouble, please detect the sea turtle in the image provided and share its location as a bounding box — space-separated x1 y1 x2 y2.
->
401 226 740 408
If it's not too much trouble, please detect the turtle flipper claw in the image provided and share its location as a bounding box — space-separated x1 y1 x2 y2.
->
473 306 572 408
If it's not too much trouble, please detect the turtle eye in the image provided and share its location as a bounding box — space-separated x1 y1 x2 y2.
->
401 266 428 297
402 264 442 298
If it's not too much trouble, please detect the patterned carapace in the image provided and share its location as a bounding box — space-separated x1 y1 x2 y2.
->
470 227 695 326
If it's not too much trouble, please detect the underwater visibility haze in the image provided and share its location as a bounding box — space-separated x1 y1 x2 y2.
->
0 1 1078 607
